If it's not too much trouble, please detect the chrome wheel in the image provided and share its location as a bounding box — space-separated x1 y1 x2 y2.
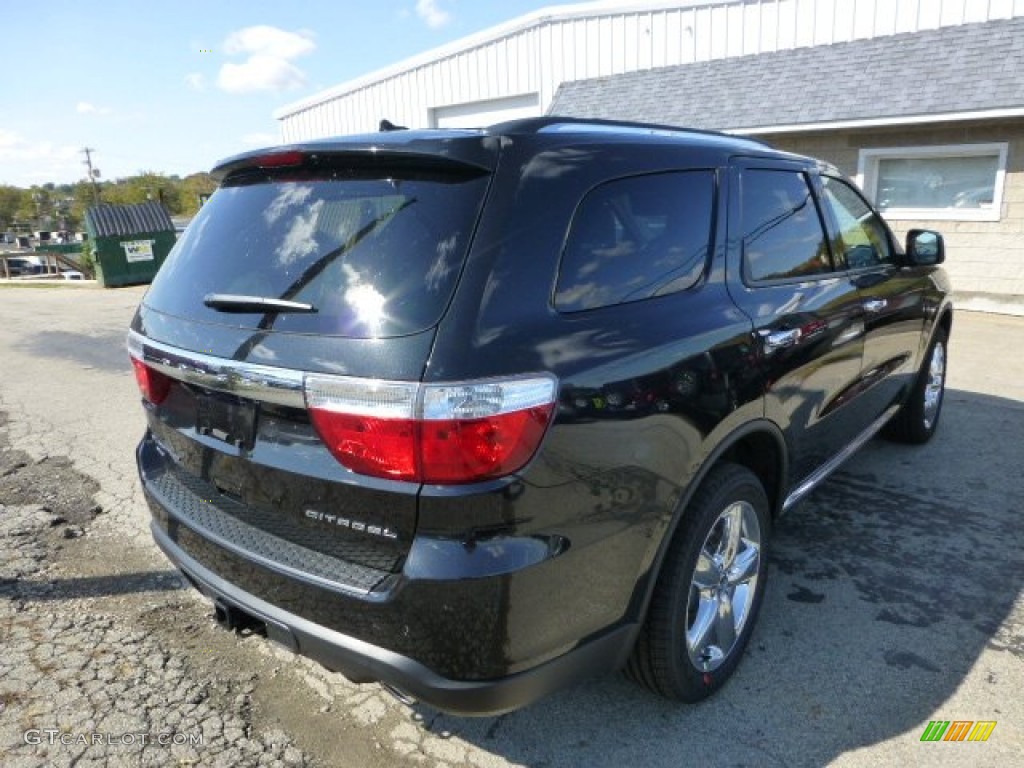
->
627 464 769 701
685 500 762 672
922 340 945 430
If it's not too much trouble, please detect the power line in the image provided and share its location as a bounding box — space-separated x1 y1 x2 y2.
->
81 147 101 204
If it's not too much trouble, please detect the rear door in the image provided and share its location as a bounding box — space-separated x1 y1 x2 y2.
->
726 161 869 485
817 174 926 421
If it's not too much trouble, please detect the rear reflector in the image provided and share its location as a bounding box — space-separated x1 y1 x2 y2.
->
130 358 172 405
305 374 557 484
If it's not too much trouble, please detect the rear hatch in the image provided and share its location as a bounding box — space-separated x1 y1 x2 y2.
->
131 139 495 584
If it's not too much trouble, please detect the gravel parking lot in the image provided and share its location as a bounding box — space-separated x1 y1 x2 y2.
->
0 285 1021 767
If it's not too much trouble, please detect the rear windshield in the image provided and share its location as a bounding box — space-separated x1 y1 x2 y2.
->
144 167 489 338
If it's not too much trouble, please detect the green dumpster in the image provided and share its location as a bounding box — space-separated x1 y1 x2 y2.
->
84 201 176 288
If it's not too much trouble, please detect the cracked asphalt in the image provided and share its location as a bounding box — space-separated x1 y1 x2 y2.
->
0 285 1021 767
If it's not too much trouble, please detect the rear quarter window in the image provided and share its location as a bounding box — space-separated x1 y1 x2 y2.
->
555 171 715 313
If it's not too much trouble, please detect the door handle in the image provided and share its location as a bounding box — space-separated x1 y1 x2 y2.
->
863 298 887 314
759 328 801 352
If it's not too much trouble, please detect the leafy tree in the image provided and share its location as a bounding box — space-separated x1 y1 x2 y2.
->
14 188 40 230
179 173 217 217
3 169 220 230
100 172 183 213
69 181 97 228
78 239 97 276
0 186 30 230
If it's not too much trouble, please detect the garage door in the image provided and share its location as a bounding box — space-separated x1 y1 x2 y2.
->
431 93 541 129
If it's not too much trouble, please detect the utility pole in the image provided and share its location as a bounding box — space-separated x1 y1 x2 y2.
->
81 147 101 204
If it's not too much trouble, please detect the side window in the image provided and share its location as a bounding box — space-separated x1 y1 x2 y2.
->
741 169 832 282
555 171 714 313
821 176 893 269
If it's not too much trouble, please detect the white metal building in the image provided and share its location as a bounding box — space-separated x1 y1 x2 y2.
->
275 0 1024 140
274 0 1024 307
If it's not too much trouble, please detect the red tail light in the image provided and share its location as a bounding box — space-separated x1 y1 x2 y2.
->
305 375 557 484
309 412 419 481
131 358 172 405
418 408 554 483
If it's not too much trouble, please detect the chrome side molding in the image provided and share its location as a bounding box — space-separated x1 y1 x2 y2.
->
782 405 900 513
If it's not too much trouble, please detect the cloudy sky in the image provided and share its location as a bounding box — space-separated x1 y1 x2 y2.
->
1 0 568 187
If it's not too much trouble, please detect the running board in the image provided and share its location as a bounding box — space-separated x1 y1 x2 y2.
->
782 405 900 513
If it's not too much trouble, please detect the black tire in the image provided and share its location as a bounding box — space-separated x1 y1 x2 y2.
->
626 463 770 702
884 327 948 444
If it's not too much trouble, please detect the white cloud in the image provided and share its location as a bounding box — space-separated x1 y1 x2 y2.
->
0 132 78 163
416 0 452 29
76 101 111 115
0 131 82 185
224 25 315 58
218 56 308 94
184 72 206 91
218 26 316 94
240 132 280 147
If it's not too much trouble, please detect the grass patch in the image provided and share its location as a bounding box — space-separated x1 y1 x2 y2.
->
0 281 98 289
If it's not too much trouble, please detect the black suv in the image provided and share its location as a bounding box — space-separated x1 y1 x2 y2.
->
130 118 951 715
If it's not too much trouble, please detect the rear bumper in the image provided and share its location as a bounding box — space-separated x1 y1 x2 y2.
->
151 520 635 716
138 432 638 715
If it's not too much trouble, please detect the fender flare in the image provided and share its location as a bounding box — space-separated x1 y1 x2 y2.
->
624 418 789 627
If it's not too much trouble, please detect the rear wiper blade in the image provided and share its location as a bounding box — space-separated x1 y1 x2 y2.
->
203 293 318 313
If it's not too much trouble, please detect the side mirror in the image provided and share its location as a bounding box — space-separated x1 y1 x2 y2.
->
906 229 944 266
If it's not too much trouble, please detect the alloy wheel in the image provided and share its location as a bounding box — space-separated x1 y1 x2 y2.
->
922 340 945 430
685 500 762 672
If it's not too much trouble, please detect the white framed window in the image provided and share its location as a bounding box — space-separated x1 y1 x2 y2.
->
856 143 1008 222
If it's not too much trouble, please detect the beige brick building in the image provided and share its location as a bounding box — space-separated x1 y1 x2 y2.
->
769 120 1024 311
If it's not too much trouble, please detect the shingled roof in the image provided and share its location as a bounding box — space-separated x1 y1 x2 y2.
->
84 201 175 238
549 17 1024 132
